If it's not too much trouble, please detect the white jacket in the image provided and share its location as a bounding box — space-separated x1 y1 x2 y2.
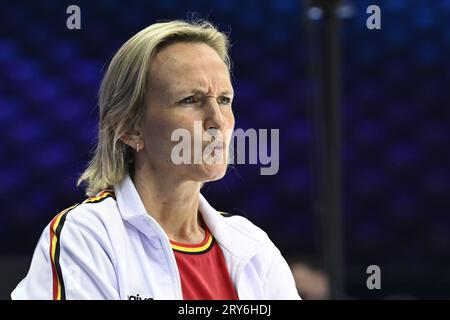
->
11 175 300 300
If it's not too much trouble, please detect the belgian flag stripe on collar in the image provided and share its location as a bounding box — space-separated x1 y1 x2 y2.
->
83 190 116 204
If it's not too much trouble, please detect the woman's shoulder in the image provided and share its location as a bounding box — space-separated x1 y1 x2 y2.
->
215 210 286 263
216 210 270 242
48 190 120 237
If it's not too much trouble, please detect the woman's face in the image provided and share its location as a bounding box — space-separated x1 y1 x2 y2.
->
136 41 235 183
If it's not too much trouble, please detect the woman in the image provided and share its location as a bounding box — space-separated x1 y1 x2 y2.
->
12 20 300 300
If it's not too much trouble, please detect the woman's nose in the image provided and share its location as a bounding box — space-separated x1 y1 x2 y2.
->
203 97 225 130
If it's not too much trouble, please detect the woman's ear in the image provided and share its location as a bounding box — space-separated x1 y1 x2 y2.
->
120 131 144 151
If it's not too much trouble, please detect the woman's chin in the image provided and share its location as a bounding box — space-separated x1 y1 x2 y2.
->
198 164 227 182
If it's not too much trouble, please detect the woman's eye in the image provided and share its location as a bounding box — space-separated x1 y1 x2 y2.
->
218 96 231 105
179 96 197 104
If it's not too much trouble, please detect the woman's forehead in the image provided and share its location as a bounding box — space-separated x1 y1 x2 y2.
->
151 43 228 75
149 43 231 92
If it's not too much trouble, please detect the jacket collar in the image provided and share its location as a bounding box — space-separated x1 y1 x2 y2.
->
198 193 261 258
114 174 261 258
115 174 148 222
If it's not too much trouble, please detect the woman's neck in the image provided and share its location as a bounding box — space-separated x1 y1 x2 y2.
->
132 165 204 244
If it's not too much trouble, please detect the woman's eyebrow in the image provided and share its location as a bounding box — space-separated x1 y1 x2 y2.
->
220 90 234 96
186 88 234 96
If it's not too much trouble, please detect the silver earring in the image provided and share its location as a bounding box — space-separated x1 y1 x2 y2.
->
136 144 141 152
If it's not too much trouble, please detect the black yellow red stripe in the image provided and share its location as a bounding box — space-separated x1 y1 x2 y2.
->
219 211 236 218
49 204 78 300
83 190 115 204
49 190 115 299
170 228 215 254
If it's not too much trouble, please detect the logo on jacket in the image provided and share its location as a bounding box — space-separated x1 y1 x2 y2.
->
127 294 153 300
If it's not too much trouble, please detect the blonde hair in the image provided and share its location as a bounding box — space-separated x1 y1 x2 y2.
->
77 20 231 196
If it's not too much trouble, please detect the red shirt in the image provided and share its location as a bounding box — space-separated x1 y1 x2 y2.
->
170 227 239 300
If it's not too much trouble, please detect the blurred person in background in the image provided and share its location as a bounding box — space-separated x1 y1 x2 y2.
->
289 255 330 300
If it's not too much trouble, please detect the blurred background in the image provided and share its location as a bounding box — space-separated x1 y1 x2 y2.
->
1 0 449 299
